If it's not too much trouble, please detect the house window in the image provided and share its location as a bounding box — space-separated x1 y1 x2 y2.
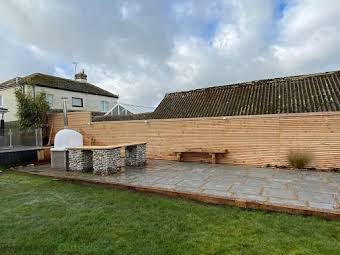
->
100 100 109 112
0 95 2 106
72 97 83 107
46 94 54 107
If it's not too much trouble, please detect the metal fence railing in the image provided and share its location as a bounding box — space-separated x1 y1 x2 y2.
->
0 128 42 149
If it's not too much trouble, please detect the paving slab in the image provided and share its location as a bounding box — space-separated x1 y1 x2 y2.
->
176 179 206 188
229 184 263 195
268 197 307 207
246 178 285 189
288 182 338 194
263 187 297 200
154 177 183 185
201 181 233 191
308 202 336 210
298 191 336 204
15 160 340 219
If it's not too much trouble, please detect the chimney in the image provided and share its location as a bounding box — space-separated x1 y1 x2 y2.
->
75 69 87 82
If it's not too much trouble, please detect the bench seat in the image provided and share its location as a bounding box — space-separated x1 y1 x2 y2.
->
175 148 228 164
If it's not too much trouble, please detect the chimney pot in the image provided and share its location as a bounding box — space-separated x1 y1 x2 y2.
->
75 69 87 82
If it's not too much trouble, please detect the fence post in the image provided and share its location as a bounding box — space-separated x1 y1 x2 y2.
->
35 128 38 147
39 128 43 147
8 128 13 148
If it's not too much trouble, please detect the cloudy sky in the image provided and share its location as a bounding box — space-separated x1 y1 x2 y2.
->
0 0 340 106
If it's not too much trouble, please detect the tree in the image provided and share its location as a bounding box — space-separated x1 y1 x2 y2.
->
15 89 50 130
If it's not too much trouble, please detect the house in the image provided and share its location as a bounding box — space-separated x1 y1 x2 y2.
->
0 70 118 122
94 70 340 121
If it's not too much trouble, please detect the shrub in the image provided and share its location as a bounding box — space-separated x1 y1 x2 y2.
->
287 150 313 169
15 89 50 130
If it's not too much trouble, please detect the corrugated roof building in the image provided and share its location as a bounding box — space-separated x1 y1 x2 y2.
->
94 70 340 122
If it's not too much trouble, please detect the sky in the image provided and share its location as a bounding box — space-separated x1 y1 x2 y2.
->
0 0 340 107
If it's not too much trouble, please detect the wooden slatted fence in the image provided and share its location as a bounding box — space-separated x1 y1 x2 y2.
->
48 111 340 169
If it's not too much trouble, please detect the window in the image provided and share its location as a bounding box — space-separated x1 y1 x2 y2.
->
0 95 2 106
100 100 109 112
46 94 54 107
72 97 83 107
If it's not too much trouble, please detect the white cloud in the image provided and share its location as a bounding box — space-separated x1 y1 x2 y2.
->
172 1 194 18
54 67 68 78
0 0 340 106
168 38 205 85
213 25 240 52
120 2 141 21
272 0 340 73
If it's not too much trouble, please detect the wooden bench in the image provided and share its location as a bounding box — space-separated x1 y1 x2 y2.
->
67 142 147 175
175 148 228 164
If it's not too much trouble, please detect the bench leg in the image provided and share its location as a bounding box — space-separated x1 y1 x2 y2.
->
68 149 93 172
93 148 121 175
211 153 216 164
176 152 181 162
126 144 146 167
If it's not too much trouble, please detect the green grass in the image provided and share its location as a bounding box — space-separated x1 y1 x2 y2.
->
0 171 339 255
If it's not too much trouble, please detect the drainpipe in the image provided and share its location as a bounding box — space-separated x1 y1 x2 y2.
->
0 109 8 136
61 97 68 128
0 115 4 137
0 114 4 130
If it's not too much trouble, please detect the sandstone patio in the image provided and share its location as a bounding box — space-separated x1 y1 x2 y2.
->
16 160 340 220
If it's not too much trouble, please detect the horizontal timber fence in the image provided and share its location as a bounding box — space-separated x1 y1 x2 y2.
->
48 111 340 169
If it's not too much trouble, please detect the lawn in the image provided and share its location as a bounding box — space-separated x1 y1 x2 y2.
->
1 171 339 255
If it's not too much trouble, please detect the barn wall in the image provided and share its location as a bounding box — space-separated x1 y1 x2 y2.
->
48 111 340 169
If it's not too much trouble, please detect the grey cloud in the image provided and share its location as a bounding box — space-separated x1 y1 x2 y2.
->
0 0 340 106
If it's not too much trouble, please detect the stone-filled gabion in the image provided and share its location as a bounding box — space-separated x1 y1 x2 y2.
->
125 144 146 167
93 148 121 175
68 149 93 172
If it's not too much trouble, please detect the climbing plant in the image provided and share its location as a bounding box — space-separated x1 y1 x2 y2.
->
15 89 50 130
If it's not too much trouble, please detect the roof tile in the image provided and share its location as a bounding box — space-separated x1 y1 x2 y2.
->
151 70 340 119
0 73 118 98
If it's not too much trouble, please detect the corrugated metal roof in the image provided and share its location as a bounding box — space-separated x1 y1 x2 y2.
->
151 70 340 119
93 70 340 122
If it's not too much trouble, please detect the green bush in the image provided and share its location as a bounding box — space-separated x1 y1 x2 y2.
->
287 150 312 169
15 89 50 130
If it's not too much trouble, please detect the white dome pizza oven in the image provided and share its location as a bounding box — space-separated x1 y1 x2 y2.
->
50 99 84 170
53 129 83 151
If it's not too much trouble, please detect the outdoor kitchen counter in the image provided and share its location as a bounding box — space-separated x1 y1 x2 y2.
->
67 143 147 175
68 142 146 150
